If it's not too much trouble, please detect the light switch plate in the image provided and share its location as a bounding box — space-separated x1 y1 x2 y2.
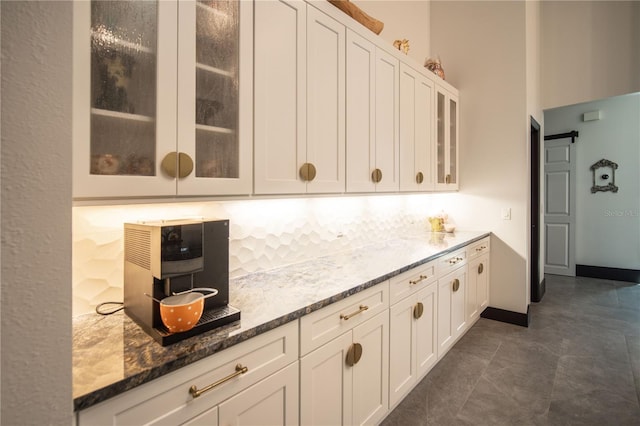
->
501 208 511 220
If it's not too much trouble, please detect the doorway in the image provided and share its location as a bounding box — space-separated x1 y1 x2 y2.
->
530 117 544 302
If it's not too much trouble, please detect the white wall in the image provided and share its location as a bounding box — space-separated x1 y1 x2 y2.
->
353 0 430 65
526 0 544 295
431 1 531 314
1 2 73 424
541 1 640 109
544 93 640 270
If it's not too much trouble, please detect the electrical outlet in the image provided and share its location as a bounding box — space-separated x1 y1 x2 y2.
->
501 208 512 220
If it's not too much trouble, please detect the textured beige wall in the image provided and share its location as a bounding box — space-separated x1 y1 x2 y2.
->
1 2 73 424
542 1 640 109
72 194 447 317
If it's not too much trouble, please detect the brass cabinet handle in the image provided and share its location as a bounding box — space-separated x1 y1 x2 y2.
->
452 279 460 292
413 302 424 319
371 168 383 183
448 257 463 265
409 275 429 285
445 174 451 184
475 245 487 252
189 364 248 398
416 172 424 184
345 343 363 367
178 152 194 178
161 152 194 179
478 263 484 274
340 305 369 321
299 162 317 182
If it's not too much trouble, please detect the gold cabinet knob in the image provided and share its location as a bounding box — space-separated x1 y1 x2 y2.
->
416 172 424 184
452 278 460 292
371 168 382 183
161 152 194 179
478 263 484 274
345 342 363 367
413 302 424 319
299 162 317 182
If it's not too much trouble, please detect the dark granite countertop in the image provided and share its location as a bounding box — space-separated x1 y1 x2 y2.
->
73 230 490 411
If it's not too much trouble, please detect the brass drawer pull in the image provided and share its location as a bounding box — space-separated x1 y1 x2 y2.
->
189 364 248 398
409 274 429 285
448 256 463 265
475 245 487 252
416 171 424 184
478 263 484 274
340 305 369 320
345 343 363 367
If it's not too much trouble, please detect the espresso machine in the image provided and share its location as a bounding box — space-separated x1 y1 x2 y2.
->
124 219 240 346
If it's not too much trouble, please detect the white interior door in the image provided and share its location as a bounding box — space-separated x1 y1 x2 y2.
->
544 138 576 276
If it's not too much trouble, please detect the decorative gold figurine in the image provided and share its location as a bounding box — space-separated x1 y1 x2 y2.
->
393 39 410 54
425 57 445 80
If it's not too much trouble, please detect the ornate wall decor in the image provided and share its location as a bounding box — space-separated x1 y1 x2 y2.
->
590 158 618 193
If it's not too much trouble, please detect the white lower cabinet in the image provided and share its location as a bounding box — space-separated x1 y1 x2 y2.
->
218 362 299 426
437 265 468 359
77 321 299 426
467 237 491 322
300 311 389 426
389 282 438 407
77 239 492 426
467 254 490 323
300 283 389 426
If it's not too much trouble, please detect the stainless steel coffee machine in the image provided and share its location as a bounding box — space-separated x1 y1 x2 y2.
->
124 219 240 346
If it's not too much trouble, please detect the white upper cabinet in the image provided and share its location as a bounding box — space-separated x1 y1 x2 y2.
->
306 6 346 193
346 30 400 193
254 0 345 194
176 0 253 196
399 63 435 192
73 0 459 199
73 0 253 198
345 31 376 193
434 82 459 191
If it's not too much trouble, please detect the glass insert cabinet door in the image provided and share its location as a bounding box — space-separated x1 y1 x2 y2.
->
435 86 458 190
73 0 252 198
176 0 252 196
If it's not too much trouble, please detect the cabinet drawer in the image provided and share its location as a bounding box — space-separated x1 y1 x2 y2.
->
78 321 298 426
468 237 490 259
300 282 389 356
436 247 468 276
389 260 436 304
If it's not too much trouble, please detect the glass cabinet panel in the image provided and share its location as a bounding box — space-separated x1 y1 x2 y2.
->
194 0 240 179
90 1 157 176
449 98 457 184
436 91 446 184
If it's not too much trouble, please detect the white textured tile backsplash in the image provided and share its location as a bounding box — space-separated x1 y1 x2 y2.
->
73 194 445 316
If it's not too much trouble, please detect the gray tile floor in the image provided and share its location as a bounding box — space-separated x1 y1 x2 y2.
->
381 274 640 425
